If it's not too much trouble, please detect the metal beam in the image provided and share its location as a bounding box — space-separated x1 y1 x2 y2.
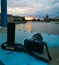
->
1 0 7 27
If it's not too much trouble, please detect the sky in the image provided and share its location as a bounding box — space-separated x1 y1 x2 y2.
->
0 0 59 17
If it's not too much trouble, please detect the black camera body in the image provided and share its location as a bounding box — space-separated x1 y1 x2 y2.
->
24 33 44 54
24 33 51 62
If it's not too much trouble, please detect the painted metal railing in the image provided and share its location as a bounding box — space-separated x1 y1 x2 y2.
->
1 0 7 27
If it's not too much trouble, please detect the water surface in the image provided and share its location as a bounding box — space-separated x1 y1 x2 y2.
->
16 21 59 35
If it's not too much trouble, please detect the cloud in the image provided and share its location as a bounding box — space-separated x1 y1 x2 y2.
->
7 7 33 16
7 0 51 15
0 0 59 17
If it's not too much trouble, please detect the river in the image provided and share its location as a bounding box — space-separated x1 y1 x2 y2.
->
16 21 59 35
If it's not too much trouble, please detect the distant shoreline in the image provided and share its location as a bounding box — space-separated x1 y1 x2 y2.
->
0 21 59 25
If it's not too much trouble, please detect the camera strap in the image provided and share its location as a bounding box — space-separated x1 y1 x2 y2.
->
43 42 52 61
24 42 51 63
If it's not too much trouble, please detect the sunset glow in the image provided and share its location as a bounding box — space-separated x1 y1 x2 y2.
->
25 16 34 20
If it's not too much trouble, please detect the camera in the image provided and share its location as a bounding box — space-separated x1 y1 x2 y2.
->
24 33 44 53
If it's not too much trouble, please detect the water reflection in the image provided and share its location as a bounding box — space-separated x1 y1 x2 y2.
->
25 21 32 32
16 21 59 35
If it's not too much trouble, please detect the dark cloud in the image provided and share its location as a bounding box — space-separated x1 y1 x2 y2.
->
0 0 59 17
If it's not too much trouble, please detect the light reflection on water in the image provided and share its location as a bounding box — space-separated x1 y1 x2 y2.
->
16 21 59 35
16 21 32 32
25 22 32 32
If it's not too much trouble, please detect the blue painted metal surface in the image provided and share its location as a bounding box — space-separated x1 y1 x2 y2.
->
1 0 7 27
